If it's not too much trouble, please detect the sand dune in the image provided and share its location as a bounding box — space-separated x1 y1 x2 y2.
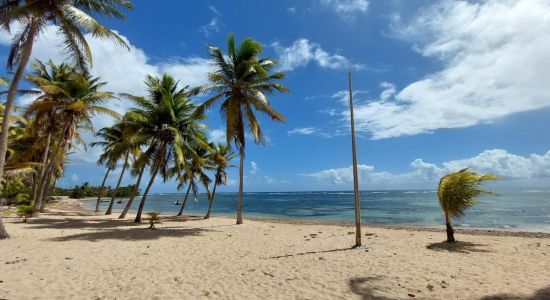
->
0 199 549 299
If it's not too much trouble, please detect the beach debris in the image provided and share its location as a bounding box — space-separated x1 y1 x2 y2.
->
318 257 325 260
408 293 416 297
64 257 72 260
262 270 275 277
427 284 434 291
347 232 354 235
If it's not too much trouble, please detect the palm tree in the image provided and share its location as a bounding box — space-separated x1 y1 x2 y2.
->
118 161 145 219
204 143 235 219
123 74 208 222
91 120 143 215
176 146 212 216
194 34 289 224
25 61 120 211
438 168 498 242
0 0 132 192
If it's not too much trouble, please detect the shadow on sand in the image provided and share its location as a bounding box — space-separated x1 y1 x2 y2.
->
48 226 210 242
266 247 357 259
479 286 550 300
426 241 490 254
349 276 394 300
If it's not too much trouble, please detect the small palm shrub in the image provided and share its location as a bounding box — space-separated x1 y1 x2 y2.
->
16 205 35 222
438 168 498 242
147 212 161 229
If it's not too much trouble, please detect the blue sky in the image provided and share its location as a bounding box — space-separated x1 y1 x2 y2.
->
2 0 550 192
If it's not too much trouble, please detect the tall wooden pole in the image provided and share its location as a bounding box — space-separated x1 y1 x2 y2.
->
348 71 362 247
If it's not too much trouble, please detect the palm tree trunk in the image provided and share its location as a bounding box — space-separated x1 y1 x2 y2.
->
204 181 218 219
34 162 55 211
445 212 455 243
38 173 54 212
0 218 9 239
119 165 145 219
105 152 129 215
0 19 39 183
36 127 68 210
177 185 192 216
236 147 244 224
134 167 158 223
31 173 36 202
0 21 39 238
95 168 111 212
35 133 52 200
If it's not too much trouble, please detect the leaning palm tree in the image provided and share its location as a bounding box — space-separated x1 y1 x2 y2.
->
123 74 208 222
194 34 288 224
204 143 235 219
0 0 132 193
438 168 498 242
176 146 212 216
91 120 143 215
25 62 120 211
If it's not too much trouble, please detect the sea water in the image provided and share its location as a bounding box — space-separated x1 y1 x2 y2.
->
83 189 550 232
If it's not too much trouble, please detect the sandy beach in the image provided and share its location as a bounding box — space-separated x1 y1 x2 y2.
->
0 198 549 300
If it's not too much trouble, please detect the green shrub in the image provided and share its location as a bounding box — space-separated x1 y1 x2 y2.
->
146 212 161 229
16 205 35 222
15 193 31 205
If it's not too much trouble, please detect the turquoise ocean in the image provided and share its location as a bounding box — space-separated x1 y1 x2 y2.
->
83 189 550 233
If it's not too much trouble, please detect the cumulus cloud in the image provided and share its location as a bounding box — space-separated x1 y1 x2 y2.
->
321 0 369 16
208 128 227 144
345 0 550 139
287 127 317 136
272 38 362 71
304 149 550 188
250 161 258 174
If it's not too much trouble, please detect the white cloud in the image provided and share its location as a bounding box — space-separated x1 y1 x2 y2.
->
304 149 550 188
288 7 297 13
346 0 550 139
322 0 369 16
272 38 362 71
0 24 214 163
70 174 79 183
250 161 258 174
208 128 227 144
287 127 317 136
199 17 220 37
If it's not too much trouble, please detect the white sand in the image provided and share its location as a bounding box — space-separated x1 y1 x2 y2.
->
0 199 549 299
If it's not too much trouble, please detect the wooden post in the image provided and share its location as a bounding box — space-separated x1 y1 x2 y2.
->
348 71 362 247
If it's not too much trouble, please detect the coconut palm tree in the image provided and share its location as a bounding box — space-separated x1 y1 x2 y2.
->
204 143 235 219
176 146 212 216
91 120 143 215
194 34 288 224
438 168 498 242
25 62 119 211
0 0 132 193
123 74 208 222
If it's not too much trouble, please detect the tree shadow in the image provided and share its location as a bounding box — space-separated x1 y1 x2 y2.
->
266 247 357 259
349 276 394 300
479 286 550 300
426 241 491 253
25 217 144 230
48 227 211 242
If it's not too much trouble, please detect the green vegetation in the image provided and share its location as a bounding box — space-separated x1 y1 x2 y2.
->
147 212 161 229
52 182 139 199
438 168 498 242
16 205 35 222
